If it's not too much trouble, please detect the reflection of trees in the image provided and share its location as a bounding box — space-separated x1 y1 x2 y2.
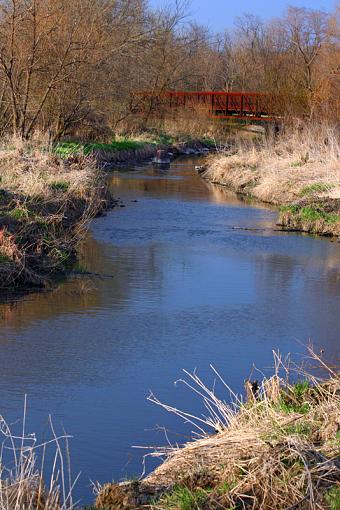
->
0 276 100 328
1 160 340 389
253 248 340 356
109 158 213 201
0 230 166 330
0 235 167 388
0 235 105 329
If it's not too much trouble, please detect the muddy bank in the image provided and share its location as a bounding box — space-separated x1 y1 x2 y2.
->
0 146 113 292
94 352 340 510
92 143 157 166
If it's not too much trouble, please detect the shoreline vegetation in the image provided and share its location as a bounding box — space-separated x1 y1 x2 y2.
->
0 135 113 292
200 123 340 238
0 133 214 293
2 349 337 510
0 0 338 289
54 133 216 166
0 0 338 508
94 349 340 510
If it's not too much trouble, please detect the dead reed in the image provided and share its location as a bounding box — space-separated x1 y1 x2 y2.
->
201 122 340 236
0 396 78 510
96 347 340 510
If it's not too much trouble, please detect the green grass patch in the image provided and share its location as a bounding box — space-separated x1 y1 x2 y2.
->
33 217 49 229
8 206 36 221
6 206 48 226
202 137 216 147
54 133 215 159
72 262 88 274
0 252 12 264
276 394 310 415
148 131 215 147
151 132 177 146
261 420 312 442
325 486 340 510
280 204 300 214
49 181 70 192
299 182 334 197
282 421 312 437
280 204 339 225
54 138 146 158
215 480 238 496
293 380 310 398
158 486 209 510
299 206 339 224
50 248 72 269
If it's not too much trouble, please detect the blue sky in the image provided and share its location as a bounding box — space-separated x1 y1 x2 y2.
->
150 0 337 31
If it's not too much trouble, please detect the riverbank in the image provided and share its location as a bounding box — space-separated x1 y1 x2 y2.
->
55 133 215 167
200 124 340 237
0 138 112 291
0 133 214 294
1 152 339 509
95 350 340 510
0 350 338 510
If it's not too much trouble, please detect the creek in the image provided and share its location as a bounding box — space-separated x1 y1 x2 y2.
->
0 156 339 502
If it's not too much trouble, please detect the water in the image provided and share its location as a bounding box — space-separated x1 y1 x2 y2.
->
0 157 339 503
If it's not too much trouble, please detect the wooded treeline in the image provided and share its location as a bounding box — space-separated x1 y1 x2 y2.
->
0 0 338 140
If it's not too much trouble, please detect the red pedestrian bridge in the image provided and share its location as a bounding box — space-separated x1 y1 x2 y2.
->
133 90 275 121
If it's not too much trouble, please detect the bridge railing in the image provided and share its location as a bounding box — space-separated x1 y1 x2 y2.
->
132 91 276 121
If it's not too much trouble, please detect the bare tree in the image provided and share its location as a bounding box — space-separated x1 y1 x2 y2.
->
284 6 331 117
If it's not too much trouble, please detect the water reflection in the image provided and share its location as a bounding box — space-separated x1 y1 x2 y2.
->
0 156 339 503
110 158 268 204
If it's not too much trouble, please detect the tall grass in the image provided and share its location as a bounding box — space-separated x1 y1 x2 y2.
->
143 347 340 509
96 347 340 510
0 134 96 198
203 121 340 205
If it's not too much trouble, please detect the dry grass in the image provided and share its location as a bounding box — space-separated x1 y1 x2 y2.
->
0 135 111 290
95 348 340 510
0 134 96 199
201 122 340 236
203 122 340 205
0 397 78 510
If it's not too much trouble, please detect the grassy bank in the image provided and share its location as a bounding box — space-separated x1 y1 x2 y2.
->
0 137 112 291
0 129 214 293
54 132 216 164
95 349 340 510
201 123 340 237
55 138 147 158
